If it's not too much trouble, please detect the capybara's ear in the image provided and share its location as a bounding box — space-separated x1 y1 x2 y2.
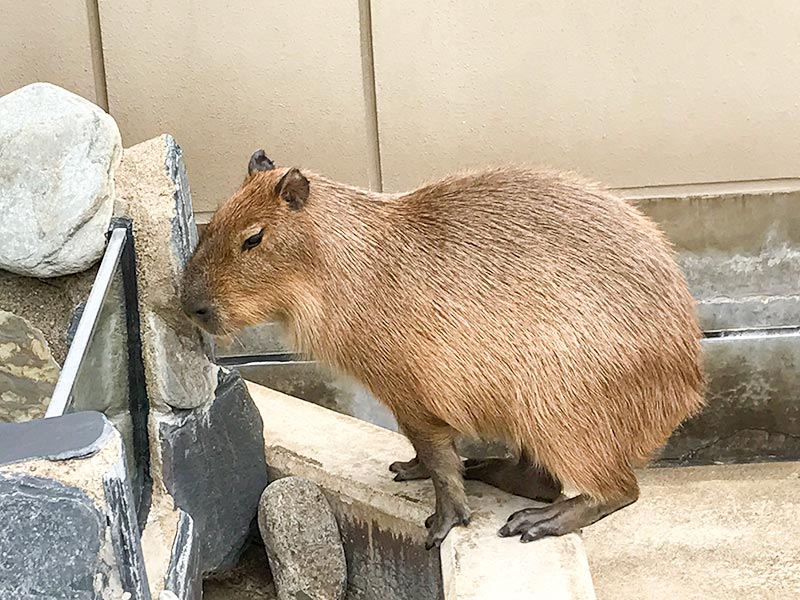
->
276 168 310 210
248 149 275 175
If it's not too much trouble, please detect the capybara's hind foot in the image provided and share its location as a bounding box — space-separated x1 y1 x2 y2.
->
389 455 430 481
463 456 562 502
424 502 471 550
498 491 638 543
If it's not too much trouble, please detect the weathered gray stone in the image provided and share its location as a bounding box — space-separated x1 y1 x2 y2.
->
115 134 218 411
0 83 121 277
0 413 150 600
0 310 60 423
159 369 268 574
258 476 347 600
659 331 800 465
0 474 104 600
624 181 800 331
146 311 217 410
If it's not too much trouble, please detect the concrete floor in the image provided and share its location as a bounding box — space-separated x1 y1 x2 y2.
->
583 461 800 599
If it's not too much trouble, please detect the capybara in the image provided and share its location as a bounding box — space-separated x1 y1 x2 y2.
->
181 150 705 549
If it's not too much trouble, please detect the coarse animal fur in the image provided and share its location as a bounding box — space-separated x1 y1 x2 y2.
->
181 154 705 548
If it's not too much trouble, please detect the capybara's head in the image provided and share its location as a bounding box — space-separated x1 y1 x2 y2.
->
180 149 312 335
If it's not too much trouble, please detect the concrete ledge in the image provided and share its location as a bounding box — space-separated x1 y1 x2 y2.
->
248 382 596 600
583 461 800 599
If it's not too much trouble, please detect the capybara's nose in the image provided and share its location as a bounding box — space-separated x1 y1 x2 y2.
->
183 299 214 325
180 287 214 324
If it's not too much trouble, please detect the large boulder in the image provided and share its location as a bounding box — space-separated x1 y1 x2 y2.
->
0 82 121 277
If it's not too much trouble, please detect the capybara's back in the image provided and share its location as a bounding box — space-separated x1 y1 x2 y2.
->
378 169 705 497
182 158 705 548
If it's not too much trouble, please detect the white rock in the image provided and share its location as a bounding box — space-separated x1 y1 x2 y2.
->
0 83 122 277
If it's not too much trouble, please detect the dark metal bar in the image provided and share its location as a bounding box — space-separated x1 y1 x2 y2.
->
110 217 152 531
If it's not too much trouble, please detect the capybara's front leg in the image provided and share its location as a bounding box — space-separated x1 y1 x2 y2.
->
403 426 471 549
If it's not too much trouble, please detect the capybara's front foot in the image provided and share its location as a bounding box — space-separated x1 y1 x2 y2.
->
424 501 471 549
498 490 637 543
389 455 430 481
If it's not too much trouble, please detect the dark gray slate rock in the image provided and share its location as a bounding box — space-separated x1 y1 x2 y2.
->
164 510 201 600
0 474 105 600
160 368 268 574
0 410 110 466
258 476 347 600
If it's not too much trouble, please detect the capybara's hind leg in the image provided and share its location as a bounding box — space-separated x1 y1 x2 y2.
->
464 455 562 502
404 426 471 549
389 455 430 481
498 470 639 543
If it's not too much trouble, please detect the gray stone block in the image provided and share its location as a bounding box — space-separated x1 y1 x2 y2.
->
159 369 268 574
258 477 347 600
659 331 800 464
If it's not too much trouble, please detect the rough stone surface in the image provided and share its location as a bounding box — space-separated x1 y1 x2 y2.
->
0 267 96 364
258 477 347 600
114 134 217 411
0 474 105 600
0 83 121 277
659 331 800 465
159 369 268 574
624 181 800 331
146 311 217 410
0 310 60 422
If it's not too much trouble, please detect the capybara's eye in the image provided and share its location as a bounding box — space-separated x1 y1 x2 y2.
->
242 229 264 251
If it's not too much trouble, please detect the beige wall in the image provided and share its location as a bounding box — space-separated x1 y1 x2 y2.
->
0 0 101 104
99 0 373 216
2 1 800 213
372 1 800 191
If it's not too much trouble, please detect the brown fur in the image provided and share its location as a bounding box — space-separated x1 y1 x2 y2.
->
183 164 705 528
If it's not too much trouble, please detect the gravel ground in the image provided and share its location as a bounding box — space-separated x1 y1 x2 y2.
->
0 268 96 364
203 543 276 600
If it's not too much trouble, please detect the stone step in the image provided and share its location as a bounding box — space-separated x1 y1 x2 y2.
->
582 461 800 599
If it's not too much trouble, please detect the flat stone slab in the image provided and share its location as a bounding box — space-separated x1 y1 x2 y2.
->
583 461 800 599
0 410 110 466
248 382 596 600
